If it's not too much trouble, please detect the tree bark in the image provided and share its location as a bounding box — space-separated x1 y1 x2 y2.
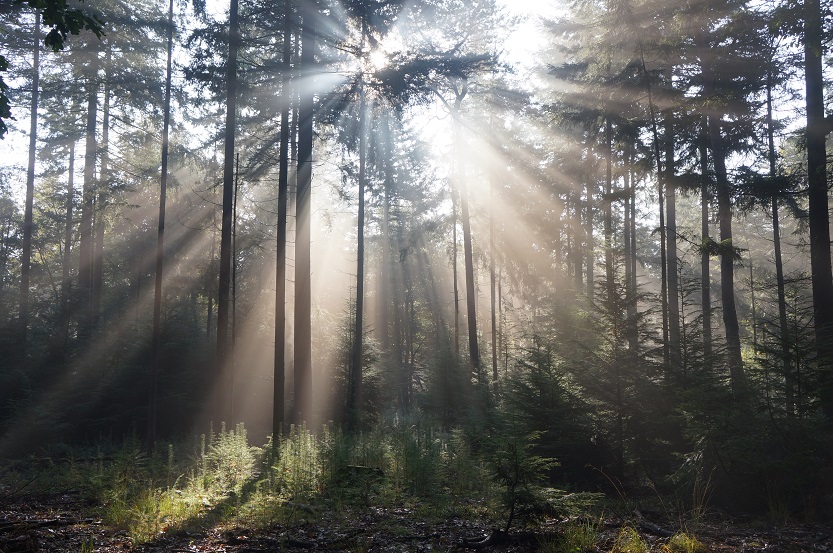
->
216 0 240 425
452 185 460 355
708 114 745 392
20 12 40 362
78 57 98 344
149 0 174 448
490 172 498 392
604 117 615 316
804 0 833 421
348 54 367 431
766 70 793 415
452 83 481 376
700 116 712 361
60 141 75 350
273 0 292 440
624 143 637 352
585 165 594 299
293 0 315 425
91 42 111 333
665 102 681 375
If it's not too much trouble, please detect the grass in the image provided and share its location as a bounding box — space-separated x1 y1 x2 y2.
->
662 532 705 553
611 526 649 553
3 418 498 546
562 518 599 552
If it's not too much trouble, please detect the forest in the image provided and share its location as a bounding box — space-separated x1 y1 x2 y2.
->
1 0 832 551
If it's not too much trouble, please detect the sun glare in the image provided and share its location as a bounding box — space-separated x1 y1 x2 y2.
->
369 49 389 70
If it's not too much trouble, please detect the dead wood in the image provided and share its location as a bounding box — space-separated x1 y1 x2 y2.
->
634 509 674 537
459 528 507 549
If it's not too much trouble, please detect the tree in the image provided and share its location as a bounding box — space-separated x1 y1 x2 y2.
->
19 12 41 364
149 0 175 448
215 0 241 426
0 0 103 138
273 0 292 440
802 0 833 421
293 0 314 425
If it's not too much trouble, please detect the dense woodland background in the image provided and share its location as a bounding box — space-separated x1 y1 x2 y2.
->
2 0 833 519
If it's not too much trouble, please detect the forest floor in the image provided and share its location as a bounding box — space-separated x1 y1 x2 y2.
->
1 490 832 552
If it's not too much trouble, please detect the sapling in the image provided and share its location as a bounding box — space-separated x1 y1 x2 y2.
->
488 430 555 533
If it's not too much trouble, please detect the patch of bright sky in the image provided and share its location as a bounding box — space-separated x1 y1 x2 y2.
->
499 0 560 69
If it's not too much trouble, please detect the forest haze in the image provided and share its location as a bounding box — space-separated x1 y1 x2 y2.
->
2 0 833 536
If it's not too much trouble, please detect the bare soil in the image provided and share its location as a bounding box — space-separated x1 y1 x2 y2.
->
1 492 832 552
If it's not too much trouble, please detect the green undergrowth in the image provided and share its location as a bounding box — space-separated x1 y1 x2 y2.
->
0 419 509 545
0 420 720 552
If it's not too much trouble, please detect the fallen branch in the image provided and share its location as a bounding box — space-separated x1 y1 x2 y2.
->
634 510 674 538
459 529 507 549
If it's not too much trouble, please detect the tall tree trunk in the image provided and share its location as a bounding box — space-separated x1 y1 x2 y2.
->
490 172 498 391
149 0 174 448
293 0 314 424
231 154 240 386
452 186 459 355
626 144 638 351
700 116 712 360
273 0 291 440
641 47 668 368
20 12 40 362
207 190 216 338
400 222 414 408
78 59 99 344
348 48 367 431
657 147 668 368
91 42 111 332
665 103 681 375
216 0 240 425
453 83 481 376
585 167 594 298
708 114 745 392
804 0 833 421
60 141 75 350
460 169 480 375
766 69 793 414
604 117 615 314
381 114 404 404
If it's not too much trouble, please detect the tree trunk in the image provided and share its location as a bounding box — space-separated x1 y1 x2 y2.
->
765 68 792 414
453 85 481 376
626 143 638 351
19 12 40 362
452 186 460 355
91 42 111 333
381 113 404 405
700 116 712 361
78 60 98 344
657 141 668 369
665 103 681 375
216 0 240 425
293 0 315 424
149 0 174 449
804 0 833 421
639 47 668 369
490 172 498 392
348 53 367 431
60 141 75 350
604 117 615 315
585 167 594 298
708 114 745 392
273 0 291 440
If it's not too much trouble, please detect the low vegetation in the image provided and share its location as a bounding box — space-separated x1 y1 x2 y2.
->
3 418 825 552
